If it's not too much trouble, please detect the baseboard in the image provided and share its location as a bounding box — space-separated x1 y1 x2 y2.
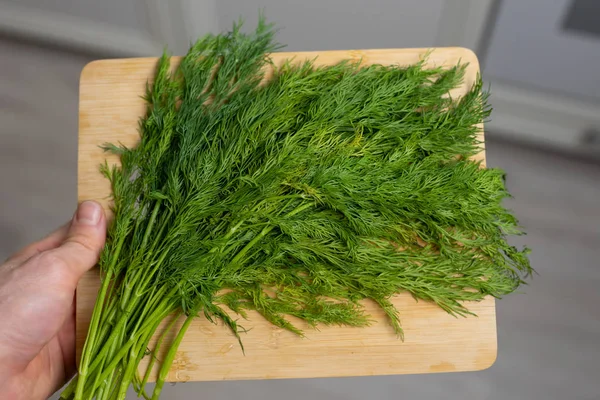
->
0 3 162 57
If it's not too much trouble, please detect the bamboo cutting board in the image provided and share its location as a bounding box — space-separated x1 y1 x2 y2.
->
77 48 496 382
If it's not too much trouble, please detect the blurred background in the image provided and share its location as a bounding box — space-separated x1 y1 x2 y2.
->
0 0 598 399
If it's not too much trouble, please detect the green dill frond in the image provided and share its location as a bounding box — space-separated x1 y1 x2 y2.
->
66 16 531 400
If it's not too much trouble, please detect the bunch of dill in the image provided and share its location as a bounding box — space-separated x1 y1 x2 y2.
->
62 17 531 400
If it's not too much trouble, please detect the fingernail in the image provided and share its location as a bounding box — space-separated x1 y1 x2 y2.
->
76 201 102 226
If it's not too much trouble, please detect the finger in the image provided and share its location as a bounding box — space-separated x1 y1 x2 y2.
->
3 222 70 265
42 200 107 282
57 293 77 380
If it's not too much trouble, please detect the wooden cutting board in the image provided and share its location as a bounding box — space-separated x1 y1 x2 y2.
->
77 47 496 383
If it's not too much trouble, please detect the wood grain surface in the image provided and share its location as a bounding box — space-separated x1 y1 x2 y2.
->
76 48 496 382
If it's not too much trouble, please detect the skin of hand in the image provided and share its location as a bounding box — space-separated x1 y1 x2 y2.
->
0 201 106 399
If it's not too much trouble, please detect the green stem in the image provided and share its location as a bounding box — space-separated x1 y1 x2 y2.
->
126 319 164 399
59 378 77 399
116 340 143 399
88 354 107 400
136 249 171 293
229 225 274 266
103 319 128 398
92 295 119 355
84 305 133 377
250 194 304 213
82 271 172 395
229 201 313 266
120 201 164 313
83 301 175 398
285 201 314 217
85 291 174 382
224 220 245 240
145 207 173 259
140 312 182 391
96 386 106 400
151 314 195 400
103 366 124 400
128 285 167 334
75 230 128 400
90 268 122 356
74 268 113 400
140 200 162 252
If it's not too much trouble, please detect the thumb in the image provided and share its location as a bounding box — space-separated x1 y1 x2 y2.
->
45 200 107 283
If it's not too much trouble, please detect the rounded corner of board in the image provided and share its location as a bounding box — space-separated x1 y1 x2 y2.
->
474 344 498 372
451 47 481 71
80 59 109 83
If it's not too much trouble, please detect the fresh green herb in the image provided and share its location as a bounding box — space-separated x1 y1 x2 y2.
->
62 16 531 400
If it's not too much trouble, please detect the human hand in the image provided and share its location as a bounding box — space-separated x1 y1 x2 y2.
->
0 201 106 399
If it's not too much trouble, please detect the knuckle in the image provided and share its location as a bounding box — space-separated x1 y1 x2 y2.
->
65 235 101 256
34 251 70 273
28 248 81 285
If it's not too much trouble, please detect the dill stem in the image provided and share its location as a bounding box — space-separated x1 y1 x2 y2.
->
120 203 163 313
92 295 119 354
59 378 76 399
141 312 183 389
75 253 117 397
76 229 129 399
96 276 145 398
145 207 173 258
124 317 169 399
84 206 170 397
96 386 106 400
88 351 108 400
83 297 176 397
151 314 195 400
229 225 273 266
85 285 177 383
224 220 245 240
106 318 129 395
116 341 142 399
85 302 134 374
230 201 314 266
129 285 167 334
140 200 162 252
86 338 134 397
251 194 304 213
134 246 171 294
75 269 112 397
286 201 314 217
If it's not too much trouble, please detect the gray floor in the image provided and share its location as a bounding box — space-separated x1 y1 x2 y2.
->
1 37 599 400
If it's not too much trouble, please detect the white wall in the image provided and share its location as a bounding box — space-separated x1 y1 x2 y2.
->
484 0 600 101
2 0 153 35
216 0 446 51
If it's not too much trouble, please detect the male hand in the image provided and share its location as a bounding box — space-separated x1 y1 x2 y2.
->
0 201 106 399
